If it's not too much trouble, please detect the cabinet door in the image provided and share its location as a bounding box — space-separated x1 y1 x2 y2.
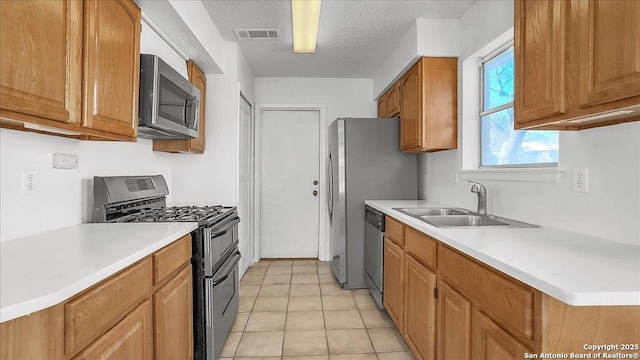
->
436 281 471 360
578 0 640 107
514 0 567 124
471 308 531 360
383 237 404 331
387 81 401 118
73 300 153 360
404 254 436 360
154 265 193 360
378 92 388 118
82 0 140 138
188 60 206 152
400 61 422 151
0 0 81 124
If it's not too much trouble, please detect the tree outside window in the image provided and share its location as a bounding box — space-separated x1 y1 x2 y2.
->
480 46 558 167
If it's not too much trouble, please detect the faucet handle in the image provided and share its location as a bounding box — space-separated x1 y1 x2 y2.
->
467 180 486 193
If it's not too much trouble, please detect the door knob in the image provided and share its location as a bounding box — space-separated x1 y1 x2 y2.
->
313 180 318 185
313 190 318 196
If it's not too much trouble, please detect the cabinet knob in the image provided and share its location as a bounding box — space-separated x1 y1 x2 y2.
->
313 190 318 196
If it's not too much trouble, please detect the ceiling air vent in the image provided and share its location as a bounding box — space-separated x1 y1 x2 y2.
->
234 29 281 40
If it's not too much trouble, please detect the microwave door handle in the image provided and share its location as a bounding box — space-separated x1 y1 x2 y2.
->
183 96 191 127
192 97 200 130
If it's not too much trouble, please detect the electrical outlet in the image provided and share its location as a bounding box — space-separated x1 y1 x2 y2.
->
572 167 588 193
22 170 38 195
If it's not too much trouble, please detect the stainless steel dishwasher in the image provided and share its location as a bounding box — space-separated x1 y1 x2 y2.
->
364 205 385 309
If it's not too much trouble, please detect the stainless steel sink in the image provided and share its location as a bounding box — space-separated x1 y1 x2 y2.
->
421 215 508 227
393 207 468 217
392 207 538 228
421 214 538 228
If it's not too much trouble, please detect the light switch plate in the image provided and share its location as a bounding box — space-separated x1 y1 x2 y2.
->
53 153 79 169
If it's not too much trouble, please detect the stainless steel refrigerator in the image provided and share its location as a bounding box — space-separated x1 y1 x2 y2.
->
327 117 418 289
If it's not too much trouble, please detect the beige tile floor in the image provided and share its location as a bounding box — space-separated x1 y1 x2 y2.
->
220 259 415 360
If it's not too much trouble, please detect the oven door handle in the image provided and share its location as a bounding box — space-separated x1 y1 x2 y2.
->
211 217 241 237
205 278 213 327
212 250 242 286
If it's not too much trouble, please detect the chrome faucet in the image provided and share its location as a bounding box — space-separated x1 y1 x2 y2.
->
468 180 487 216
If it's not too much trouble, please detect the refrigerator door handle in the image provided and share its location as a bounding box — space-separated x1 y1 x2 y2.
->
326 150 334 224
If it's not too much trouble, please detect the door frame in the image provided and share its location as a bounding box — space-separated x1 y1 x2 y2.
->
254 104 329 262
238 91 254 276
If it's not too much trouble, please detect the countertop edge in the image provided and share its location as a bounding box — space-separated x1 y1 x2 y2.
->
0 223 197 323
365 200 640 307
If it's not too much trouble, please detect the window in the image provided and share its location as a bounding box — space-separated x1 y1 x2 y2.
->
480 46 558 167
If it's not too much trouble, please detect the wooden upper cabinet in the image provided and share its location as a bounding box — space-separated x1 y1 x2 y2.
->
378 92 388 118
153 60 207 154
514 0 566 123
387 81 401 118
514 0 640 130
400 62 421 150
0 0 82 125
400 57 458 153
0 0 142 141
82 0 140 138
578 0 640 107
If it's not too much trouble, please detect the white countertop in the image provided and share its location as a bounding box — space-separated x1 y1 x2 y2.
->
366 200 640 307
0 223 197 323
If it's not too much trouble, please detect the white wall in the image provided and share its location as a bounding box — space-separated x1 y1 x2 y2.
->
0 130 175 241
171 43 256 204
0 12 244 242
255 77 376 122
0 18 189 242
419 0 640 246
373 19 460 98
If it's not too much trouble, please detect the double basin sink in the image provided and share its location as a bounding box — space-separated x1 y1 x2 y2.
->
392 207 538 229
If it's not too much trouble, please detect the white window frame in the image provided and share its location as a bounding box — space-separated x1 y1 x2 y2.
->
478 42 558 169
457 29 563 183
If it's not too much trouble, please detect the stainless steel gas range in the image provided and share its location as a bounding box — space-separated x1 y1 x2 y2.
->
93 175 240 360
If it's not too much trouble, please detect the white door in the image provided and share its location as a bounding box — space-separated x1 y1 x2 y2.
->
239 95 254 271
260 110 320 258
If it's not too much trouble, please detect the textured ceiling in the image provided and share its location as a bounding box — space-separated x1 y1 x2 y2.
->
202 0 476 78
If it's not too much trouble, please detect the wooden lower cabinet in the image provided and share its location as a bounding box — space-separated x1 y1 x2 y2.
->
471 308 531 360
380 216 640 360
436 280 471 360
154 265 193 360
403 254 436 360
73 300 153 360
383 237 404 331
0 236 192 360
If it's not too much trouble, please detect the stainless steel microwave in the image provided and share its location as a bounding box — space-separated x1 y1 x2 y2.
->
138 54 200 139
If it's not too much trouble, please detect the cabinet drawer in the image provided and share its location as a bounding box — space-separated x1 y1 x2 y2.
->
65 258 152 356
385 217 405 246
404 227 436 270
153 234 192 284
72 300 153 360
438 245 535 343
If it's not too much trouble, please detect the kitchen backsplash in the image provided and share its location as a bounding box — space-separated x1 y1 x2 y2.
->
420 121 640 246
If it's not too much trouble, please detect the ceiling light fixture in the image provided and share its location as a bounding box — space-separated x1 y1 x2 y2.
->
291 0 321 53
